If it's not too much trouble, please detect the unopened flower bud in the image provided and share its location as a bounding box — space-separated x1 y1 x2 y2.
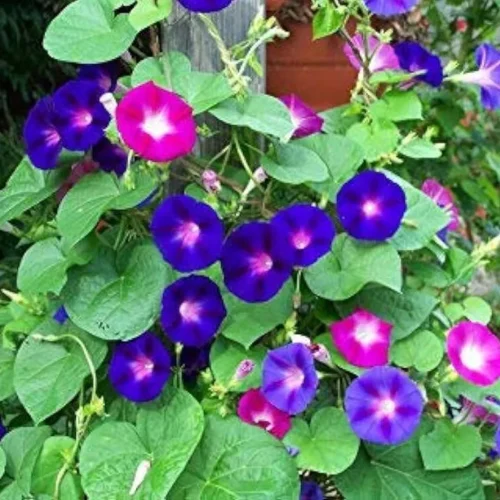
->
202 169 222 194
234 359 256 381
455 17 468 33
254 166 268 184
310 343 332 367
100 92 118 118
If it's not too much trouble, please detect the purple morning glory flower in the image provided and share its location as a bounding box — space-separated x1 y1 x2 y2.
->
345 366 424 445
151 195 224 273
262 343 319 415
300 481 324 500
0 419 7 441
280 94 324 138
108 332 171 403
161 275 227 347
271 204 335 267
23 97 63 170
394 42 444 87
53 80 111 151
456 44 500 110
363 0 418 17
178 0 233 12
78 61 119 94
92 137 127 177
221 222 294 303
336 171 407 241
53 306 69 325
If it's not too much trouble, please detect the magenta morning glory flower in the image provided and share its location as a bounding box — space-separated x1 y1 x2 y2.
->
151 195 224 272
161 275 227 347
363 0 418 17
446 322 500 387
345 366 424 445
23 97 64 170
454 44 500 110
343 34 400 74
237 389 291 439
262 343 319 415
221 222 294 303
178 0 233 13
336 171 407 241
394 42 443 87
108 332 171 403
53 306 69 325
271 204 335 267
92 137 127 177
280 94 324 138
300 481 324 500
116 81 196 163
78 61 118 94
331 309 392 368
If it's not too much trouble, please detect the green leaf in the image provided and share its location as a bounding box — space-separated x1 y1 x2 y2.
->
338 287 438 340
304 234 402 301
419 420 482 471
347 119 400 162
0 348 15 402
32 436 83 499
400 138 443 159
486 152 500 182
0 426 52 495
370 90 423 122
312 3 345 39
169 415 300 499
314 333 364 375
210 337 266 392
336 421 485 500
0 157 67 227
63 240 169 341
43 0 137 63
383 170 449 251
128 0 172 32
0 448 6 480
391 329 443 372
320 105 359 135
369 70 417 86
14 326 107 424
462 297 492 324
131 52 191 88
80 388 204 499
17 238 68 295
210 94 294 140
262 142 329 185
284 407 359 474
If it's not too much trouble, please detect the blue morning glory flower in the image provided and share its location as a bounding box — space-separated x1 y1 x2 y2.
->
394 42 444 87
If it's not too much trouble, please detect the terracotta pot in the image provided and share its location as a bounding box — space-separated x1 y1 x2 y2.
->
266 17 357 111
266 0 287 12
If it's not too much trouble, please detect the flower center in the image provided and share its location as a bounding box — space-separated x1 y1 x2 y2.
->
44 128 61 147
179 300 202 323
460 343 485 371
129 355 155 381
74 110 93 128
378 397 397 417
353 323 380 346
284 366 305 389
141 110 172 140
291 230 312 250
361 200 380 218
177 222 201 247
249 252 273 275
254 412 273 431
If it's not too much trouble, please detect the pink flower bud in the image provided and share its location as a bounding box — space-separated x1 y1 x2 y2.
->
455 17 468 33
235 359 255 381
254 167 267 184
100 92 118 118
202 169 221 193
310 343 332 366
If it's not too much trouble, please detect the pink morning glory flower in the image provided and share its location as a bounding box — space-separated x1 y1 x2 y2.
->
237 388 291 439
279 94 324 138
421 179 460 232
343 34 400 74
331 309 392 368
116 81 197 162
446 322 500 387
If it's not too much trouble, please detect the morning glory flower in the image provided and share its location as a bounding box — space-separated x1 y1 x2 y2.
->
151 195 224 273
178 0 234 12
331 309 392 368
454 44 500 110
52 306 69 325
394 42 444 87
344 34 400 74
458 398 500 425
446 322 500 386
280 94 324 138
221 222 294 303
178 344 211 383
345 366 424 445
23 97 63 170
78 61 119 94
363 0 418 17
116 81 196 162
237 388 291 439
300 481 324 500
262 343 319 415
161 275 227 348
92 137 128 177
0 419 7 440
108 332 171 403
336 171 407 241
271 204 335 267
